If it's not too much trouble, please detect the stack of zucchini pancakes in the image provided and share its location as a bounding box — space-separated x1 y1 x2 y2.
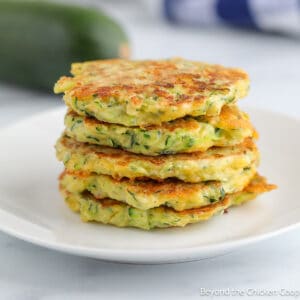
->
54 58 276 230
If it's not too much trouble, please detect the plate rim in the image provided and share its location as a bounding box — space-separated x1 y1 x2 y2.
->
0 210 299 263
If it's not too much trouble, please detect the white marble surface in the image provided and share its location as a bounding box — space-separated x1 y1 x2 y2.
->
0 4 300 299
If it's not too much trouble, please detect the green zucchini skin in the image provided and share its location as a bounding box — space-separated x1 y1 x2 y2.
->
0 0 129 91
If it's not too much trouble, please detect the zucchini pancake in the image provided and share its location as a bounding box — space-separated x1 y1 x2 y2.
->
60 175 276 230
54 58 276 230
59 166 256 211
54 58 249 126
65 105 257 155
56 135 259 183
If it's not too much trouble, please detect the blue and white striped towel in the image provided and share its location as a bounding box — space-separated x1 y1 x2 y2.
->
164 0 300 36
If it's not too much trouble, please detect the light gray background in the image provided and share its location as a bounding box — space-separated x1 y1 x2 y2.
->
0 1 299 299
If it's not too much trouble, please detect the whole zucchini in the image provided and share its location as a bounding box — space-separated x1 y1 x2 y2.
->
0 0 129 91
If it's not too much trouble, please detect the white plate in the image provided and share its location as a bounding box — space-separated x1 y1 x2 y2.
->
0 107 298 264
